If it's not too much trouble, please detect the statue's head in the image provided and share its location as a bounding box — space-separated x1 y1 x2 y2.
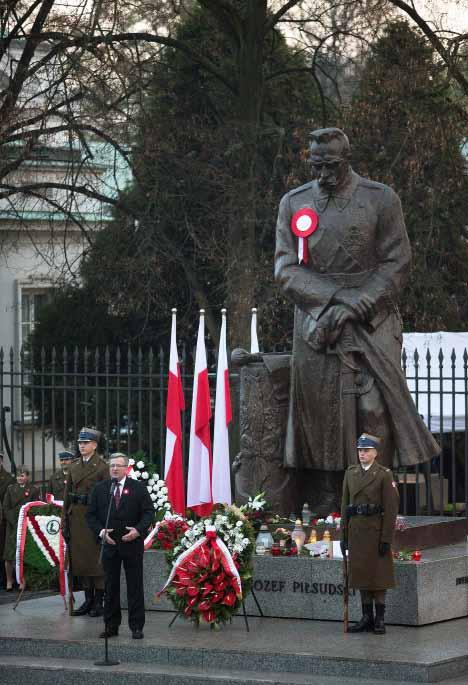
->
309 128 351 193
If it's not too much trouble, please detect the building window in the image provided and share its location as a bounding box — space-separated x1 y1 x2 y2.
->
20 288 51 350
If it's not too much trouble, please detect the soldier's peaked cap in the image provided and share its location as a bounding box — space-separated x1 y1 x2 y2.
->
58 450 75 461
357 433 381 449
78 427 100 442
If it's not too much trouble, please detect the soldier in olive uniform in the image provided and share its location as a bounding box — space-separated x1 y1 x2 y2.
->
46 451 76 501
0 452 15 589
62 428 108 616
340 434 399 634
3 467 40 590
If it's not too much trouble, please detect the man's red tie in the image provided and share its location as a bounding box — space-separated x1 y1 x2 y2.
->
114 484 121 509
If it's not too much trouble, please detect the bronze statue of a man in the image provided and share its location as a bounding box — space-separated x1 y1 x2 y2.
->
275 127 439 511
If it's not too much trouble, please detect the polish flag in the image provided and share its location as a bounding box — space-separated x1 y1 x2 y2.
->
164 309 186 515
251 307 259 353
186 310 213 516
212 309 232 504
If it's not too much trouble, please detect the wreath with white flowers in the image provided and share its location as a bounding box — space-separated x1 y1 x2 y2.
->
159 504 255 626
127 452 172 521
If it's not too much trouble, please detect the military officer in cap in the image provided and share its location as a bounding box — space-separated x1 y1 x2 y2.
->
340 433 399 634
46 451 76 501
62 428 108 616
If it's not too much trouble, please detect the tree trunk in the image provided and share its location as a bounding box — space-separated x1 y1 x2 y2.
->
227 1 267 348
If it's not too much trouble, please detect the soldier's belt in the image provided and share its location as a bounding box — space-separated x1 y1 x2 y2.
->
70 493 88 505
346 504 383 517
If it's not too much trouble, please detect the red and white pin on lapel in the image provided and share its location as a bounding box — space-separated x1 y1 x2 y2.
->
290 208 319 264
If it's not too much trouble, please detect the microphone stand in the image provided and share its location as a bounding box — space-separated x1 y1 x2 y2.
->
95 478 120 667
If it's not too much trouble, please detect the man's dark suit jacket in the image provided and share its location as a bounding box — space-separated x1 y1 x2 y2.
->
86 477 155 558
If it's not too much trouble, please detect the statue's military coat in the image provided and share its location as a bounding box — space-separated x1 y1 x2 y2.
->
0 466 15 560
340 461 399 589
275 171 440 469
62 452 108 577
3 482 41 560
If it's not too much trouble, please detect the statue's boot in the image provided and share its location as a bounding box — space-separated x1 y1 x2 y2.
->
88 589 104 617
71 588 94 616
347 603 374 633
374 603 386 634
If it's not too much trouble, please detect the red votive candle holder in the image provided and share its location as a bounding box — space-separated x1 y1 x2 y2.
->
411 550 421 561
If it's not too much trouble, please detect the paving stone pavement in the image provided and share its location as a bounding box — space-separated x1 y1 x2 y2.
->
1 593 468 684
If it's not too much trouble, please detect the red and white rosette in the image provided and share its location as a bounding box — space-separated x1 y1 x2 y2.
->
157 525 242 599
290 208 319 264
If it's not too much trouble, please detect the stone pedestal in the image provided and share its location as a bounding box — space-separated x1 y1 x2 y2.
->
129 541 468 626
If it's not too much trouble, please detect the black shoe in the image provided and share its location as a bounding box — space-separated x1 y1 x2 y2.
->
374 603 386 634
347 603 374 633
132 629 144 639
99 627 119 638
88 589 104 617
71 589 94 616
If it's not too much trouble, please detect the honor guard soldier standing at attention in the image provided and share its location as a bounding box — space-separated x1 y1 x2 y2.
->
62 428 108 617
3 467 40 591
340 433 399 634
46 450 76 501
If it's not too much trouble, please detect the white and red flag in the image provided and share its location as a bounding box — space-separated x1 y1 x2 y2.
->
212 309 232 504
187 309 213 516
164 308 186 516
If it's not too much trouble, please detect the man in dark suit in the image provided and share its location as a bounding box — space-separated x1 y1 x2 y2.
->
86 453 154 639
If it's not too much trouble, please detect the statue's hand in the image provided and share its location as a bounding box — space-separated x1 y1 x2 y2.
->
323 305 357 346
334 289 374 320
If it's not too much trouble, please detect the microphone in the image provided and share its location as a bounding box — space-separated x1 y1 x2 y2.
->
110 477 119 494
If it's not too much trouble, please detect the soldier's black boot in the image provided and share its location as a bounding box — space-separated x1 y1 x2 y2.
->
71 588 94 616
88 589 104 617
374 603 386 634
347 603 374 633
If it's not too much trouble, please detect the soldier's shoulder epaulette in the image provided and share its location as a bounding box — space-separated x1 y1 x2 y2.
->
347 464 360 471
288 181 315 198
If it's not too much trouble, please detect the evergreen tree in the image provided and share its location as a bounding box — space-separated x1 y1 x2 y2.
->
344 20 468 331
34 3 323 352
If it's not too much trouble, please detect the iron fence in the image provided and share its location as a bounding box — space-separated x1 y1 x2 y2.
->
0 343 467 518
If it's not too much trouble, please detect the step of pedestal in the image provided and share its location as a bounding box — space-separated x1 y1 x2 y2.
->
1 655 467 685
1 636 468 683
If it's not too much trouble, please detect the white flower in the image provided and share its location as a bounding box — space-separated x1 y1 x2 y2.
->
147 485 152 493
317 518 325 524
142 471 149 480
152 483 160 492
160 486 168 494
325 515 334 524
236 521 243 528
153 473 159 482
136 460 145 469
242 538 250 545
150 493 157 501
148 479 155 486
188 520 194 527
164 503 171 510
128 458 135 466
133 470 141 478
